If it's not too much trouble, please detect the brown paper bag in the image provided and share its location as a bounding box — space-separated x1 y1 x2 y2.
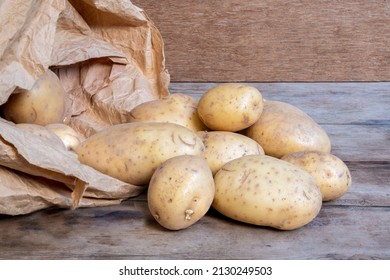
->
0 165 125 216
0 0 170 215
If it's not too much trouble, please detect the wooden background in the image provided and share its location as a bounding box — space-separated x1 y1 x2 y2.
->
0 1 389 261
133 0 390 82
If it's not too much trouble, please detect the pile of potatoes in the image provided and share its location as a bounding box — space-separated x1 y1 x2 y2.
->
1 74 351 231
75 83 352 231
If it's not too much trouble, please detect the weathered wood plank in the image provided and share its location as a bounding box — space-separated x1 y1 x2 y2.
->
170 82 390 162
134 0 390 82
324 124 390 162
169 82 390 125
324 162 390 207
0 200 388 260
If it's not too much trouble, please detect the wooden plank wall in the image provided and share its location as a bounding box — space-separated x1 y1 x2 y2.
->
133 0 390 82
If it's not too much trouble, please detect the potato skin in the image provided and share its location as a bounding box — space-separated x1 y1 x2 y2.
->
148 155 215 230
46 123 84 151
197 130 265 175
197 83 263 131
2 69 67 125
128 93 207 131
75 122 205 185
244 100 331 158
213 155 322 230
281 151 352 201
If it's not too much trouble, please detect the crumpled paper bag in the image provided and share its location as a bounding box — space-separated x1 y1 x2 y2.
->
0 0 170 215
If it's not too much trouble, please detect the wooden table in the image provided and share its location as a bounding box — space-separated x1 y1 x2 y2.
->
0 82 389 260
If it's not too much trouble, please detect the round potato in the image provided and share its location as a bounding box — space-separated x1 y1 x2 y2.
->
197 83 263 131
46 123 84 151
213 155 322 230
244 100 331 158
197 130 265 175
1 69 67 125
128 93 207 131
282 151 352 201
148 155 215 230
75 122 205 185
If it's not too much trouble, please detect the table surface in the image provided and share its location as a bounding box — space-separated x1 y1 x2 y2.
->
0 82 389 260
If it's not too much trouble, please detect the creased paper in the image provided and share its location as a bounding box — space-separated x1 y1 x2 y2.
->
0 0 169 215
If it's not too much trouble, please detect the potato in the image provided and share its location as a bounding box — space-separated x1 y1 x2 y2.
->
148 155 215 230
46 123 84 151
1 69 67 125
213 155 322 230
244 100 331 158
281 151 352 201
197 83 263 131
128 93 207 131
197 130 265 175
75 122 205 185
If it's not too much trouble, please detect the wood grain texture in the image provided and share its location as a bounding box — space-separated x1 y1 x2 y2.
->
169 82 390 124
0 201 389 260
170 82 390 162
133 0 390 82
0 82 389 260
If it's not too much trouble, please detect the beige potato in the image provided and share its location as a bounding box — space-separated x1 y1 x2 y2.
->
244 100 331 158
75 122 205 185
1 69 67 125
213 155 322 230
128 93 207 131
197 130 265 175
148 155 215 230
197 83 263 131
282 151 352 201
46 123 84 151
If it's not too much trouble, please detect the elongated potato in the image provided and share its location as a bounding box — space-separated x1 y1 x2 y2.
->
1 69 67 125
213 155 322 230
128 93 207 131
244 100 331 158
197 83 264 131
76 122 205 185
282 151 352 201
148 155 215 230
197 130 265 175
